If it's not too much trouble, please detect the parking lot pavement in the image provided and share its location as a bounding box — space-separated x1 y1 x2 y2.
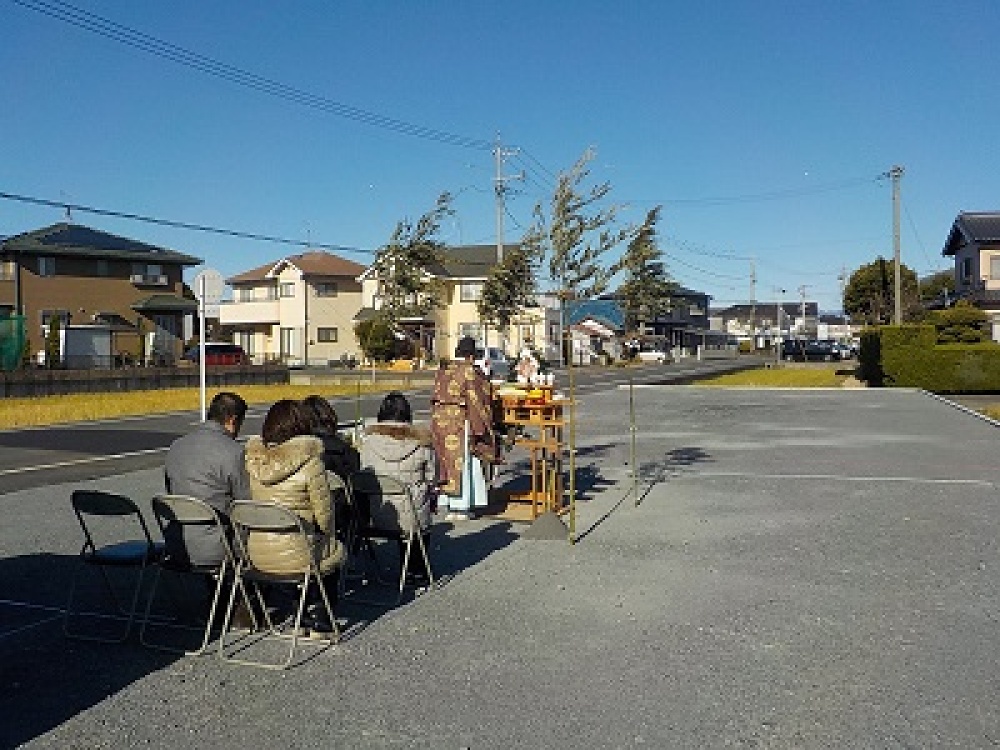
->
4 386 1000 748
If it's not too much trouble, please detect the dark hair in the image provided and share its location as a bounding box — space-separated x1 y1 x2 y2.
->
376 391 412 424
302 394 338 435
261 399 311 445
455 336 477 358
206 391 247 429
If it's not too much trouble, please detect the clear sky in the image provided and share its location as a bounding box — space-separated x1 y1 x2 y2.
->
2 0 997 312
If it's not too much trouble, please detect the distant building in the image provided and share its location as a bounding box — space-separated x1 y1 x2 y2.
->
0 222 201 366
942 211 1000 340
220 250 367 366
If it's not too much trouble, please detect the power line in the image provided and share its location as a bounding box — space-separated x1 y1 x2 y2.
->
0 190 372 255
622 174 885 208
11 0 492 151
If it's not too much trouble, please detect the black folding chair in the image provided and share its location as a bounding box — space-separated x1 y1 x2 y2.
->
140 494 254 655
64 489 162 643
220 501 339 670
348 471 435 605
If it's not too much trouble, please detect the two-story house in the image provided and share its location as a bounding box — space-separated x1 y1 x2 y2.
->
942 211 1000 340
0 222 201 365
220 251 366 365
358 244 560 361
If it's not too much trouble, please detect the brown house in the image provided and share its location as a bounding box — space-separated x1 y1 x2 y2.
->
0 223 202 366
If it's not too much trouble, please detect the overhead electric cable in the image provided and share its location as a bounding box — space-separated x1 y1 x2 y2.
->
11 0 492 150
0 190 372 255
624 174 885 207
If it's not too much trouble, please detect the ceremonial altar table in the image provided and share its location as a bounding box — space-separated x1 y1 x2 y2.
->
495 386 566 520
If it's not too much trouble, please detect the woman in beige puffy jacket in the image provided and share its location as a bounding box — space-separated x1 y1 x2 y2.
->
244 399 343 634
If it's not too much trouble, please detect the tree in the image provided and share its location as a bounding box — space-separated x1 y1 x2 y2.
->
371 192 453 327
843 256 920 325
44 315 61 369
521 148 629 363
615 205 676 335
354 318 396 362
477 243 539 346
929 299 990 343
919 269 956 305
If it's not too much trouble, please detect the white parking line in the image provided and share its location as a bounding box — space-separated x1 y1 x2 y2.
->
673 470 995 486
0 447 168 476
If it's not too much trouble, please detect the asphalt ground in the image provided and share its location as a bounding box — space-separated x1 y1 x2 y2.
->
3 384 1000 748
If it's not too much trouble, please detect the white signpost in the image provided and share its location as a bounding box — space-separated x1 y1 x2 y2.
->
192 268 225 421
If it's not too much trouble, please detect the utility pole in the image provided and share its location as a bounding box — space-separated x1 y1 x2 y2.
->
798 284 809 337
493 136 524 264
749 258 757 350
887 165 904 325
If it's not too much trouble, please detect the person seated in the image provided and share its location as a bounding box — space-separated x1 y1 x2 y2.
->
358 392 436 582
302 394 361 484
244 399 344 636
302 394 361 545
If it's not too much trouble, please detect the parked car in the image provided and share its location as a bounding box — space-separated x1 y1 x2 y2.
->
474 347 511 381
781 339 841 362
182 342 247 366
636 348 669 363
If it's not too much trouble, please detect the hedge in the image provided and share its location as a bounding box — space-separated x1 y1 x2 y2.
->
860 324 1000 393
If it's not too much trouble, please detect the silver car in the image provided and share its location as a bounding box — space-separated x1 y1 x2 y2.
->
475 347 511 381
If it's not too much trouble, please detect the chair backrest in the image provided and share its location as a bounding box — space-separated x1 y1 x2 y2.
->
151 494 232 568
152 494 220 527
71 489 155 552
229 501 315 575
349 470 417 533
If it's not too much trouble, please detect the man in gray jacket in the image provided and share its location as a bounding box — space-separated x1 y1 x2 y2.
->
164 391 250 567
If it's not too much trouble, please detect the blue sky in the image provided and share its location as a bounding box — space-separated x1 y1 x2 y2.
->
2 0 997 311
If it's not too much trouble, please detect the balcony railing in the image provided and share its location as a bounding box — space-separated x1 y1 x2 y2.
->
129 274 168 286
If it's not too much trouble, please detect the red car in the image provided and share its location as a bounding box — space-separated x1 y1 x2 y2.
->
182 342 247 366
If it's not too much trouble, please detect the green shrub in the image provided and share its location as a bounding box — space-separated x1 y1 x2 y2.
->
864 323 1000 392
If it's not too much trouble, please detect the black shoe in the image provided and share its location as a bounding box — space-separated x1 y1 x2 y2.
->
302 605 335 640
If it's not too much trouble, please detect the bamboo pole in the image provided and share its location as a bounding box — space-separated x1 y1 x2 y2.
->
630 369 638 506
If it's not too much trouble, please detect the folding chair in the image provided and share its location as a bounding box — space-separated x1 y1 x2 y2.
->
64 489 162 643
140 494 253 655
348 471 435 605
220 501 339 670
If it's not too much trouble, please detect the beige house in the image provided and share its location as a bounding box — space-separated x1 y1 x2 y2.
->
358 244 560 361
220 251 366 365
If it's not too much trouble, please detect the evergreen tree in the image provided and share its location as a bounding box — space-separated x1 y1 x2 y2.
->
44 315 61 369
843 256 920 325
372 192 453 326
521 148 629 363
616 205 675 335
478 244 539 345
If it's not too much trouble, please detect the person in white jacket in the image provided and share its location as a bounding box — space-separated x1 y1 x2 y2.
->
359 392 436 582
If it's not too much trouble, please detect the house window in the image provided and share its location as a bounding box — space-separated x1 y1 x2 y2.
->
38 256 56 277
96 259 109 277
280 327 296 358
0 260 14 281
315 282 338 297
961 257 973 283
458 323 481 342
317 327 338 343
280 282 296 298
39 309 69 326
990 256 1000 281
234 287 252 302
460 282 483 302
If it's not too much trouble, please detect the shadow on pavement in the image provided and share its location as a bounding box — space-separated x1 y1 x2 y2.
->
0 553 181 749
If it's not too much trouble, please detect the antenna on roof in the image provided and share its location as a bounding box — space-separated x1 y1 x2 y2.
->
59 191 73 223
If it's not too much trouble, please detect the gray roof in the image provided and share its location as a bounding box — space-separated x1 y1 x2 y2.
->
0 223 202 265
424 244 519 278
943 212 1000 256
